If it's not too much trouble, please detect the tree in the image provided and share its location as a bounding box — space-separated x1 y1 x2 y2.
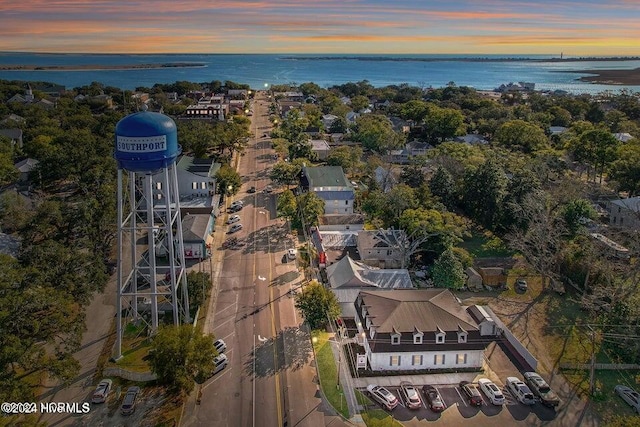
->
579 129 620 183
350 95 370 112
270 161 301 187
148 324 216 393
423 105 465 142
325 146 363 174
353 114 402 153
562 199 596 236
400 164 425 188
294 280 340 329
187 271 211 310
494 120 549 153
399 208 468 255
461 159 507 230
215 164 241 196
508 192 566 291
399 100 428 122
294 192 325 229
277 190 297 222
429 166 457 209
610 143 640 195
432 248 466 289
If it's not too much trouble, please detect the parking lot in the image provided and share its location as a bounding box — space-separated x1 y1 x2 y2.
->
361 382 558 424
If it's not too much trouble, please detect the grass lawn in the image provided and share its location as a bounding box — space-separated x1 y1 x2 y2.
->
361 409 403 427
459 229 515 258
311 330 349 419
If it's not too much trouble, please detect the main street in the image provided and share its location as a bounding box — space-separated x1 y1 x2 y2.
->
182 91 335 427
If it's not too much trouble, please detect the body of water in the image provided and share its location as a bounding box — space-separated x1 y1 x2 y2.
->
1 52 639 94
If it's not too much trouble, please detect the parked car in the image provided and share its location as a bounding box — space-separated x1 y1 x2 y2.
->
91 379 112 404
516 278 528 291
367 384 398 411
399 381 422 409
524 372 560 407
227 215 241 224
459 381 483 406
506 376 536 405
230 200 244 207
422 385 445 412
614 385 640 414
213 354 228 375
263 185 273 193
287 248 297 260
227 224 243 234
247 186 256 193
214 339 227 354
120 386 141 415
478 378 505 405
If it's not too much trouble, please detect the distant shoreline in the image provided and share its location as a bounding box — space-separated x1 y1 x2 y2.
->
565 68 640 85
0 62 207 71
280 56 640 63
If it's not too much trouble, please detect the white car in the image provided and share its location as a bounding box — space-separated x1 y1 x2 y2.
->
229 200 244 208
91 379 113 404
214 339 227 354
287 248 297 260
614 385 640 414
213 354 228 375
227 215 240 224
506 376 535 405
399 381 422 409
478 378 505 405
367 384 398 411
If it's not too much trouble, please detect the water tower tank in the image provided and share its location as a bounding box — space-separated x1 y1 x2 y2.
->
115 110 181 172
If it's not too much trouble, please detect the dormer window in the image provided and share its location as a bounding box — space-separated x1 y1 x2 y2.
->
457 326 468 343
413 328 423 344
435 327 446 344
391 328 401 345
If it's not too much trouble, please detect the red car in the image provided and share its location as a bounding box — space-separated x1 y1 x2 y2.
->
460 381 483 406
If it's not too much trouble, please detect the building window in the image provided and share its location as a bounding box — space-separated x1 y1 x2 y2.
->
201 182 207 189
458 331 468 343
412 355 423 366
413 334 423 344
345 200 349 205
436 333 445 344
387 250 393 256
192 182 197 189
456 353 467 364
156 182 162 190
434 354 445 365
621 217 624 225
390 355 401 366
391 334 400 345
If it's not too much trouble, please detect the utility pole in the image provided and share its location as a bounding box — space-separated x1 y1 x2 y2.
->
588 325 596 395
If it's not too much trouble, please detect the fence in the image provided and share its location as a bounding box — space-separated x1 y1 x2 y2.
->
560 363 640 370
483 306 538 372
103 367 157 382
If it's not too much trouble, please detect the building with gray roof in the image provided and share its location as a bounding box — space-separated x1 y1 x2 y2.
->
354 289 490 372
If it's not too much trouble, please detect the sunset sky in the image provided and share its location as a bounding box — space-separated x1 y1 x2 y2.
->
1 0 639 55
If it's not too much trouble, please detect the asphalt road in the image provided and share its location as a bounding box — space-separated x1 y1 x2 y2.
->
183 92 330 427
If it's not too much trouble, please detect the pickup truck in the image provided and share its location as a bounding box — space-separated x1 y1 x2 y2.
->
523 372 561 407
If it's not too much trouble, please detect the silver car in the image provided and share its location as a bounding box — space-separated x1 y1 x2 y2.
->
615 385 640 414
91 379 112 404
478 378 505 405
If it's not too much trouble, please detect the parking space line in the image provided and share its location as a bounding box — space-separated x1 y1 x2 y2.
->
455 386 467 407
434 386 447 410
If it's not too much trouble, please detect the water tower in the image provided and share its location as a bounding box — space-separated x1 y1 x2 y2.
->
114 107 190 359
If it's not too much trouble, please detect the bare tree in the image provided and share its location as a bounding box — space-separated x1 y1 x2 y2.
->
507 192 567 291
375 228 437 269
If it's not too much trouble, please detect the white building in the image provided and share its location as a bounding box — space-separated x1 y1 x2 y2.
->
354 289 490 372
